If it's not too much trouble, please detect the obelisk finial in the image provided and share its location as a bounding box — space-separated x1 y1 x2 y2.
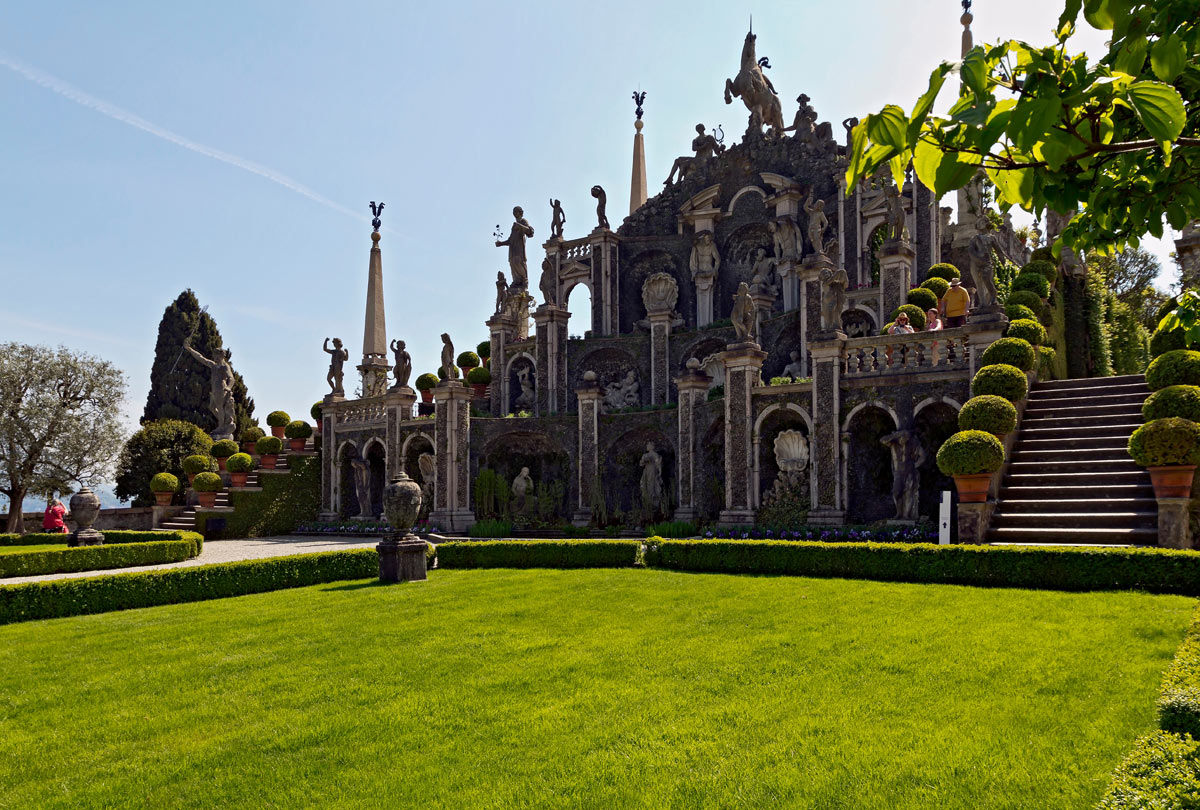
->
369 201 385 233
629 90 647 215
631 90 646 121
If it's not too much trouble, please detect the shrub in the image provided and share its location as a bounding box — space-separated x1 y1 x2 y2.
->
266 411 290 427
906 287 939 313
1005 318 1047 346
211 439 239 459
971 363 1029 401
889 304 927 330
936 430 1005 476
958 395 1017 434
1005 303 1037 322
192 471 223 492
256 436 283 455
920 277 950 299
1147 350 1200 391
0 530 201 551
1143 386 1200 424
468 519 513 538
0 549 376 625
456 351 480 368
1151 326 1188 358
415 373 439 391
225 453 253 473
1011 271 1051 298
707 384 725 401
879 321 896 336
114 419 213 507
1006 289 1044 314
1159 607 1200 739
1094 731 1200 810
1128 418 1200 467
150 472 179 493
437 540 639 569
182 454 216 476
477 340 491 360
645 521 697 539
1022 260 1058 284
241 426 265 444
979 337 1036 371
1037 346 1057 379
1030 246 1055 263
310 402 323 421
0 540 198 579
284 420 312 440
466 366 492 384
926 262 960 281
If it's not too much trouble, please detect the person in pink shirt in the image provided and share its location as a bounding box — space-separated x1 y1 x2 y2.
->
42 497 67 533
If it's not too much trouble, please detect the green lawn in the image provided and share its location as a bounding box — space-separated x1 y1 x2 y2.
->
0 543 66 555
0 569 1191 809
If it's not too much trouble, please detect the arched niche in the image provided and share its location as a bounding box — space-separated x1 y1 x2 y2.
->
753 403 813 512
602 426 675 522
844 403 899 524
505 353 537 414
914 399 960 523
620 248 684 334
718 222 773 321
480 430 571 522
574 346 643 408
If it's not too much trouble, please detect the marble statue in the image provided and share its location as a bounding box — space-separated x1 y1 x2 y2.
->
603 370 640 412
512 466 533 513
885 184 910 242
787 93 817 142
539 256 557 306
967 215 999 308
819 264 849 331
495 206 535 289
689 231 721 282
724 30 785 137
184 339 237 439
880 429 926 521
773 430 809 472
389 339 411 389
323 337 349 396
350 456 372 518
417 452 435 517
550 198 566 239
515 365 535 410
591 185 610 230
639 442 664 512
440 333 458 380
750 248 777 296
804 191 829 257
768 217 802 261
495 272 509 314
665 124 727 185
782 350 805 380
731 282 756 341
842 116 860 149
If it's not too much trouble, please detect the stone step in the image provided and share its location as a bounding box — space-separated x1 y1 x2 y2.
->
1034 374 1149 391
1019 413 1144 429
1016 435 1132 451
1010 446 1132 463
990 511 1157 530
1029 382 1150 401
1025 391 1149 409
986 526 1158 545
1004 470 1151 487
1001 483 1154 498
1007 458 1142 474
1023 402 1146 419
996 498 1158 514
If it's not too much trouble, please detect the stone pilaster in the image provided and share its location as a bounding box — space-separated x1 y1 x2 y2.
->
776 259 798 312
673 360 711 522
487 312 517 416
574 373 602 525
647 312 674 405
1175 221 1200 287
589 229 621 336
751 291 775 345
382 387 416 478
718 341 767 527
319 393 343 520
809 335 846 524
533 304 570 414
430 381 474 532
878 239 914 327
1157 497 1195 549
797 256 827 377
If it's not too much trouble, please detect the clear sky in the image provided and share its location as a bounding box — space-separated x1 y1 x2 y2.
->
0 0 1180 478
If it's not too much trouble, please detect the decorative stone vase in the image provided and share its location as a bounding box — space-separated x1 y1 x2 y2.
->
952 473 992 503
230 472 248 488
271 425 286 438
69 486 104 546
289 438 307 453
153 491 174 506
1148 465 1196 499
260 454 278 470
378 472 427 583
383 471 423 533
196 491 217 508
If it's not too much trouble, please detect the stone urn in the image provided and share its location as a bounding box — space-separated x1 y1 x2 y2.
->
68 486 104 547
378 472 427 583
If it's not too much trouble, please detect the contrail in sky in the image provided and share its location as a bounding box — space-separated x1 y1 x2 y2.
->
0 52 367 223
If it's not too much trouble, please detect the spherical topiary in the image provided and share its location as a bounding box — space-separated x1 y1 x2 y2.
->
266 411 290 428
211 439 239 459
1005 303 1037 322
226 453 254 473
936 430 1005 476
310 402 323 421
456 351 480 368
1011 272 1051 298
958 395 1018 434
466 366 492 384
1146 350 1200 391
284 420 312 440
889 304 927 330
192 471 223 492
906 287 939 313
926 263 961 281
1128 418 1200 467
879 321 895 336
1037 346 1057 377
1030 247 1055 263
1006 290 1044 314
1150 326 1187 358
415 373 439 391
1143 385 1200 423
436 365 447 380
241 426 265 444
255 436 283 456
1022 260 1058 284
182 454 216 476
1005 318 1047 346
477 340 491 360
980 337 1036 371
150 472 179 493
920 277 950 299
971 363 1029 401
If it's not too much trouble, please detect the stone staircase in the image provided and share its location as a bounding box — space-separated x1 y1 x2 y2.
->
987 374 1157 545
159 447 301 533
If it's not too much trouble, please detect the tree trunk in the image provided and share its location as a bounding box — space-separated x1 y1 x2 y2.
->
4 488 26 534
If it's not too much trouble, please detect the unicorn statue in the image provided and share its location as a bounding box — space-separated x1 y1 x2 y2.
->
724 29 785 138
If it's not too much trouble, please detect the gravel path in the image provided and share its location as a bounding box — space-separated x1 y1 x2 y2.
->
2 535 381 585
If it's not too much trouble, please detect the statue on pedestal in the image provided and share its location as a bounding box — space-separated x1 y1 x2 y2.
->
768 217 802 261
389 339 411 389
350 456 373 519
495 272 509 314
665 124 726 185
323 337 348 395
750 248 777 297
880 430 926 521
731 282 756 342
539 256 558 306
782 351 805 380
885 184 910 242
440 333 458 380
819 264 849 331
495 206 534 289
512 467 533 513
591 185 610 230
967 215 1000 309
550 198 566 239
804 190 829 257
724 30 785 138
639 442 664 514
689 231 721 284
515 365 535 410
184 339 237 438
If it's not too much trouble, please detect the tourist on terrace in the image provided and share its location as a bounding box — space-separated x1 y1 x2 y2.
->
925 309 943 331
941 278 970 327
889 313 915 335
42 497 67 534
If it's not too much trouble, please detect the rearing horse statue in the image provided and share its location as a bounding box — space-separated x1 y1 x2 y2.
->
724 31 785 138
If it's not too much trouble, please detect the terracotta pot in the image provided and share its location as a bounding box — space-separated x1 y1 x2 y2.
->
314 422 322 434
260 454 278 470
271 425 286 438
953 473 992 503
230 472 248 488
1148 465 1196 499
460 365 475 378
420 389 433 403
153 491 174 506
991 432 1007 444
196 491 217 508
289 438 307 453
187 473 197 487
216 457 228 471
242 441 257 454
472 383 488 398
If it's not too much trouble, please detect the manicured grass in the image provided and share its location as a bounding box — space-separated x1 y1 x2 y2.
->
0 543 66 555
0 569 1191 809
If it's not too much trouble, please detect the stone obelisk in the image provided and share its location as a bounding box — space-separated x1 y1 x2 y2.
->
629 91 648 215
358 201 391 398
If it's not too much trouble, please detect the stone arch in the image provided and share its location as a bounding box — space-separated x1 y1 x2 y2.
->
914 400 960 522
752 403 813 510
726 185 768 215
845 403 898 524
914 396 963 418
841 400 901 434
336 440 359 519
480 429 571 522
505 352 537 414
574 346 642 408
679 335 728 389
718 222 773 321
602 426 675 521
842 307 878 339
400 431 434 487
562 276 594 336
621 248 684 334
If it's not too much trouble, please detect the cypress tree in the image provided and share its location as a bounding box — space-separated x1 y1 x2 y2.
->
142 290 256 435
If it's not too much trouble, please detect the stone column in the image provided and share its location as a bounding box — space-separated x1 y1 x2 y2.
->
589 230 621 336
752 291 776 346
673 359 711 522
574 372 602 525
956 501 994 544
487 311 516 416
718 341 767 527
878 239 914 327
430 381 474 532
776 260 798 312
319 393 343 520
533 304 570 415
1157 497 1194 549
382 387 416 479
1175 221 1200 286
808 334 846 524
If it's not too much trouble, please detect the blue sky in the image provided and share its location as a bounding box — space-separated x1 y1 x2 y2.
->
1 0 1180 470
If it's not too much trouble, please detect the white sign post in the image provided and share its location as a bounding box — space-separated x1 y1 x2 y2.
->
938 491 952 545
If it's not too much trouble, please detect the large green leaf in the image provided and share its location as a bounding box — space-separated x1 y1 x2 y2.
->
1126 81 1186 143
960 48 988 99
986 162 1035 208
1150 34 1187 83
867 105 909 152
1057 0 1083 40
1112 36 1148 75
845 120 872 187
1083 0 1117 29
906 65 950 144
913 136 978 198
1007 96 1061 153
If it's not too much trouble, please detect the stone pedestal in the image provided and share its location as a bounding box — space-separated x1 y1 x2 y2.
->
534 304 570 415
956 501 994 544
383 387 417 472
966 319 1008 378
808 336 846 525
718 341 768 527
487 311 517 416
751 291 776 344
695 275 716 328
879 239 915 326
1156 497 1194 549
430 381 474 532
648 312 674 405
776 260 798 312
574 374 603 525
377 537 428 582
673 360 711 522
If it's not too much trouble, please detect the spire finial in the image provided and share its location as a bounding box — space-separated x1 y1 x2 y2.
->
369 201 385 233
631 90 646 121
749 13 753 34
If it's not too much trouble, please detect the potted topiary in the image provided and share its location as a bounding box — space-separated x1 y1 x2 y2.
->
936 430 1005 502
477 340 491 369
971 363 1029 402
1005 303 1037 323
906 287 939 314
466 365 492 398
1023 260 1058 286
1011 271 1051 301
182 454 215 487
150 472 179 506
266 410 291 438
284 420 312 452
1128 417 1200 497
1146 350 1200 391
457 351 480 378
925 263 961 282
211 438 240 471
256 435 283 469
920 276 950 300
310 402 323 433
241 426 265 454
416 373 439 403
978 337 1036 372
957 395 1018 439
1005 318 1047 346
1006 290 1045 317
225 452 253 487
1143 385 1200 423
192 471 223 508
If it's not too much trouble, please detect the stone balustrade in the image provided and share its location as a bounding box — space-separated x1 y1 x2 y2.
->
561 239 592 260
843 326 972 377
330 397 388 426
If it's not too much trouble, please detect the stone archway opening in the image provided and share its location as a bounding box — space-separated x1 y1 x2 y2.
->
845 405 896 524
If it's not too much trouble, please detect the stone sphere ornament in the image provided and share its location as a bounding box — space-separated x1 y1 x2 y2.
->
378 471 428 583
68 486 105 547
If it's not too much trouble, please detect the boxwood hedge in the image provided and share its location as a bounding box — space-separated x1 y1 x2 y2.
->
437 540 640 569
1159 606 1200 739
0 530 202 549
0 540 198 579
1094 731 1200 810
1147 350 1200 391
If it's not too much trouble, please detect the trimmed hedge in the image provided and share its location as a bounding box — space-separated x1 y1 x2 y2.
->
926 262 960 281
1006 289 1044 314
979 337 1036 371
644 540 1200 594
415 373 439 391
195 454 319 539
1006 317 1047 346
182 454 215 476
1095 731 1200 809
150 472 179 493
266 411 291 427
0 540 198 579
1005 303 1037 322
0 549 377 625
0 530 202 550
241 426 265 444
456 351 480 368
1147 350 1200 391
920 277 949 299
1037 346 1057 380
936 430 1005 475
1012 272 1051 298
906 287 939 313
958 395 1017 434
192 471 223 492
1159 606 1200 739
256 435 283 455
1150 326 1187 358
284 420 312 440
1144 385 1200 423
971 363 1029 401
466 366 492 384
1022 260 1058 283
211 439 240 459
1128 418 1200 467
226 452 254 473
436 540 639 569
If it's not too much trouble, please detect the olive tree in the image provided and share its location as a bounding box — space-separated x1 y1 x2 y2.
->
0 343 127 533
